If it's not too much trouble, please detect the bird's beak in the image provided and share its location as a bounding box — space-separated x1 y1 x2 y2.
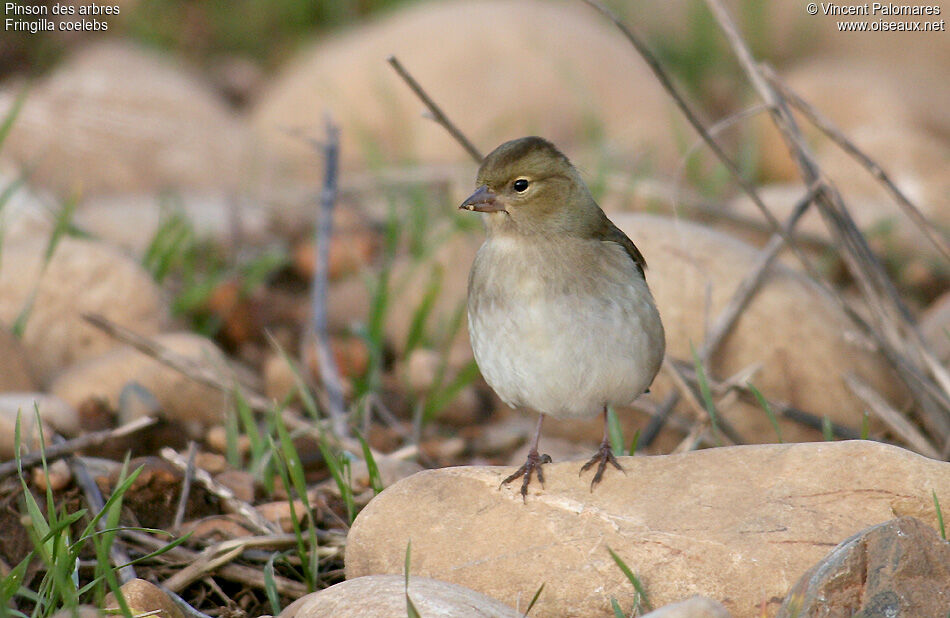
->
459 185 504 213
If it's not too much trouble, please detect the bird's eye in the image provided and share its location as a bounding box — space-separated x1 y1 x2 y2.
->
512 178 530 193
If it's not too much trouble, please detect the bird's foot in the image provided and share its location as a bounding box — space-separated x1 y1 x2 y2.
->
501 450 553 502
579 441 625 491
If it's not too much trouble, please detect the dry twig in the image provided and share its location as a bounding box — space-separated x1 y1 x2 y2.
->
307 115 350 438
845 374 940 459
387 55 483 162
701 0 950 447
761 65 950 263
160 447 280 536
0 415 156 479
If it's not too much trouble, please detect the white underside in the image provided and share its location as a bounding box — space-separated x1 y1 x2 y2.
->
468 235 665 419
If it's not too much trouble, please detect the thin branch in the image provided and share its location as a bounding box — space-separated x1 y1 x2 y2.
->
0 415 157 479
308 115 349 438
160 447 281 536
642 184 819 446
845 373 941 459
761 65 950 263
387 55 483 162
171 440 197 534
82 313 274 413
701 0 950 443
580 1 782 236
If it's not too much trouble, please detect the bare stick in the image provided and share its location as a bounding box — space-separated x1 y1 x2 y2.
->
642 185 819 445
702 0 950 443
160 447 280 536
845 374 941 459
387 55 483 163
0 415 156 479
308 115 350 438
699 184 820 361
762 65 950 263
82 313 274 413
581 1 786 238
171 440 197 534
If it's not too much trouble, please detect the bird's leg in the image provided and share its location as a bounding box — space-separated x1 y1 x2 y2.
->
501 414 552 502
580 406 625 490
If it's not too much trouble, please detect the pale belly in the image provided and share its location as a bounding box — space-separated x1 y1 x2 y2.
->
467 238 665 419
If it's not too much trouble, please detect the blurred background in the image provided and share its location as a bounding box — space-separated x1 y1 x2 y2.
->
1 0 948 614
2 0 948 450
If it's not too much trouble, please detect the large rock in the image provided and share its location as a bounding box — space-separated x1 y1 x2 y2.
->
0 237 169 383
252 0 689 185
777 517 950 617
346 441 950 617
278 575 522 617
0 41 251 197
50 332 229 435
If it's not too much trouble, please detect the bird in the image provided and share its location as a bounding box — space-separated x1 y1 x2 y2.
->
460 136 665 500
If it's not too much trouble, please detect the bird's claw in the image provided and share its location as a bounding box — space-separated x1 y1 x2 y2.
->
579 442 625 491
501 451 553 502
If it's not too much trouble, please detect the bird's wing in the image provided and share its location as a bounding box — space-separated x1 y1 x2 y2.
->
599 217 647 278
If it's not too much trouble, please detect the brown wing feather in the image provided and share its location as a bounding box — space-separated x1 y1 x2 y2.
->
598 216 647 278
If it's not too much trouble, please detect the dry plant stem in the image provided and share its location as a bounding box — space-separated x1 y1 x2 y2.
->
702 0 950 443
308 115 349 439
662 358 746 446
154 534 311 597
160 447 280 536
845 373 940 459
387 55 484 162
0 415 156 479
82 313 274 412
172 441 197 534
642 186 818 446
581 0 788 240
84 313 376 455
163 587 214 618
68 452 136 583
762 65 950 262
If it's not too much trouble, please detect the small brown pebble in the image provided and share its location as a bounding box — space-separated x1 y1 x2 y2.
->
33 459 72 492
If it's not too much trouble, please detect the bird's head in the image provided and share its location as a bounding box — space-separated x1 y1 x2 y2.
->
459 137 601 237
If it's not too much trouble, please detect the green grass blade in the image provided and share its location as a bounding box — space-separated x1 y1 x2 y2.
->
523 583 545 617
934 490 946 540
690 345 721 445
422 358 480 423
607 406 625 455
356 430 384 495
0 88 27 151
627 429 641 456
822 416 834 441
861 411 870 440
609 598 625 618
606 545 652 612
264 552 282 615
404 265 443 353
404 541 421 618
747 382 782 443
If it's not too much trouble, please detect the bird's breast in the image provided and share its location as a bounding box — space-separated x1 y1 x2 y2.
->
467 235 665 417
